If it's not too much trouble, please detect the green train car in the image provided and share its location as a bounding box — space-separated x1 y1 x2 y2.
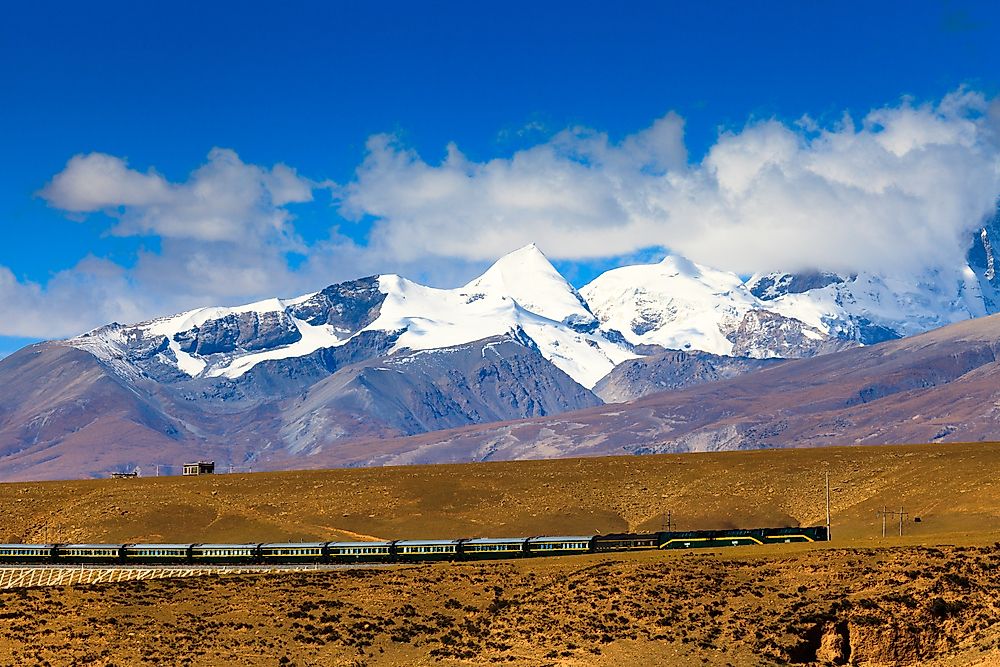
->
0 526 828 567
657 526 828 549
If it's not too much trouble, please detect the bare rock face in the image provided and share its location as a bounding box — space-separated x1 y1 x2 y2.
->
815 622 850 664
276 334 602 456
968 209 1000 312
593 349 780 403
847 620 922 667
174 311 302 356
727 310 858 359
748 270 846 300
288 276 386 331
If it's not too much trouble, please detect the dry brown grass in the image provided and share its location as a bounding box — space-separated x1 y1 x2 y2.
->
0 544 999 666
1 441 999 665
1 441 999 545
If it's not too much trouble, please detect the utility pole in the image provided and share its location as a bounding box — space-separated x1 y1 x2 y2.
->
876 506 908 538
825 472 831 542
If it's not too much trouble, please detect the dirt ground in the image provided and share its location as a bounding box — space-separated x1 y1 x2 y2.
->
0 544 999 666
0 441 999 665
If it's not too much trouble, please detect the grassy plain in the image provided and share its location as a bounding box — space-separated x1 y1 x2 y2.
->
0 441 999 665
2 441 999 545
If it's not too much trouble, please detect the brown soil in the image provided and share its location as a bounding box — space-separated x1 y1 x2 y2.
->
1 545 999 666
0 441 999 665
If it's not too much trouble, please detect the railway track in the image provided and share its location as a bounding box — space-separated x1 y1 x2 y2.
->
0 563 394 590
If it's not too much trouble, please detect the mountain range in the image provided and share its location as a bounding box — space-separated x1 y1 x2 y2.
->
1 213 999 481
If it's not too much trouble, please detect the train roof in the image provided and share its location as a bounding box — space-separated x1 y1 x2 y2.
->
394 539 463 546
527 535 594 543
127 544 193 549
0 544 53 549
328 541 393 547
259 543 326 549
191 543 259 549
463 537 529 544
57 543 125 549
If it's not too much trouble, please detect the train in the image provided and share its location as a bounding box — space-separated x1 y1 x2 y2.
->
0 526 827 566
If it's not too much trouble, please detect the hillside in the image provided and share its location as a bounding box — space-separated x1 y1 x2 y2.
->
305 311 1000 468
2 545 999 666
2 441 999 545
1 443 999 666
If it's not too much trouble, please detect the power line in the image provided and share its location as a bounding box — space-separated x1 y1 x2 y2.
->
876 506 909 537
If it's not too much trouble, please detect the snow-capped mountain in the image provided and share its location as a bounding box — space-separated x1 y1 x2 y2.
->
64 223 1000 407
5 223 1000 481
581 256 854 359
69 244 635 391
582 219 1000 360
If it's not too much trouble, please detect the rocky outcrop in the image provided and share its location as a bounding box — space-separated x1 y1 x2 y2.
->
593 349 781 403
174 310 302 356
968 208 1000 312
288 276 386 331
747 270 845 300
726 310 858 359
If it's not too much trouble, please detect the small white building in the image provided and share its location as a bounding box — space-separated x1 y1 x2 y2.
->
182 461 215 476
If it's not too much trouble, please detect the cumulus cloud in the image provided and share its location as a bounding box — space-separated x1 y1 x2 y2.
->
7 89 1000 341
0 258 148 338
341 89 1000 275
40 148 314 245
9 147 485 338
39 153 171 211
2 149 333 338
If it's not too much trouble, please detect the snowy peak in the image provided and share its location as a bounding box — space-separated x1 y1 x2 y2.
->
370 252 633 389
64 229 1000 398
584 232 1000 362
580 255 756 355
67 246 634 390
464 243 596 329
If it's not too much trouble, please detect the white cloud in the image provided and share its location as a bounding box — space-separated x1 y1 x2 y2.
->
341 89 1000 275
6 89 1000 341
40 148 314 245
40 153 171 211
0 258 148 338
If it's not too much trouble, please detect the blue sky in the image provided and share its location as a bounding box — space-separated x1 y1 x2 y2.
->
2 1 1000 356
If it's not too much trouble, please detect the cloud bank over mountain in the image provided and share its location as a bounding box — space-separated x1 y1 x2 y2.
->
344 89 1000 275
4 89 1000 339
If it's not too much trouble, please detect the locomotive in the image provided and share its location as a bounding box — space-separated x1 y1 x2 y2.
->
0 526 827 566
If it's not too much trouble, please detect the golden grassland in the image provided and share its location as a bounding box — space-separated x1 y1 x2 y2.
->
2 441 999 545
0 441 999 666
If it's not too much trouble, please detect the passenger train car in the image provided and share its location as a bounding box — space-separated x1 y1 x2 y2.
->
0 526 827 566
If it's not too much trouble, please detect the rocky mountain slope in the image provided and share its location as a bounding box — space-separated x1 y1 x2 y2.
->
593 349 784 403
3 217 1000 480
299 311 1000 468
